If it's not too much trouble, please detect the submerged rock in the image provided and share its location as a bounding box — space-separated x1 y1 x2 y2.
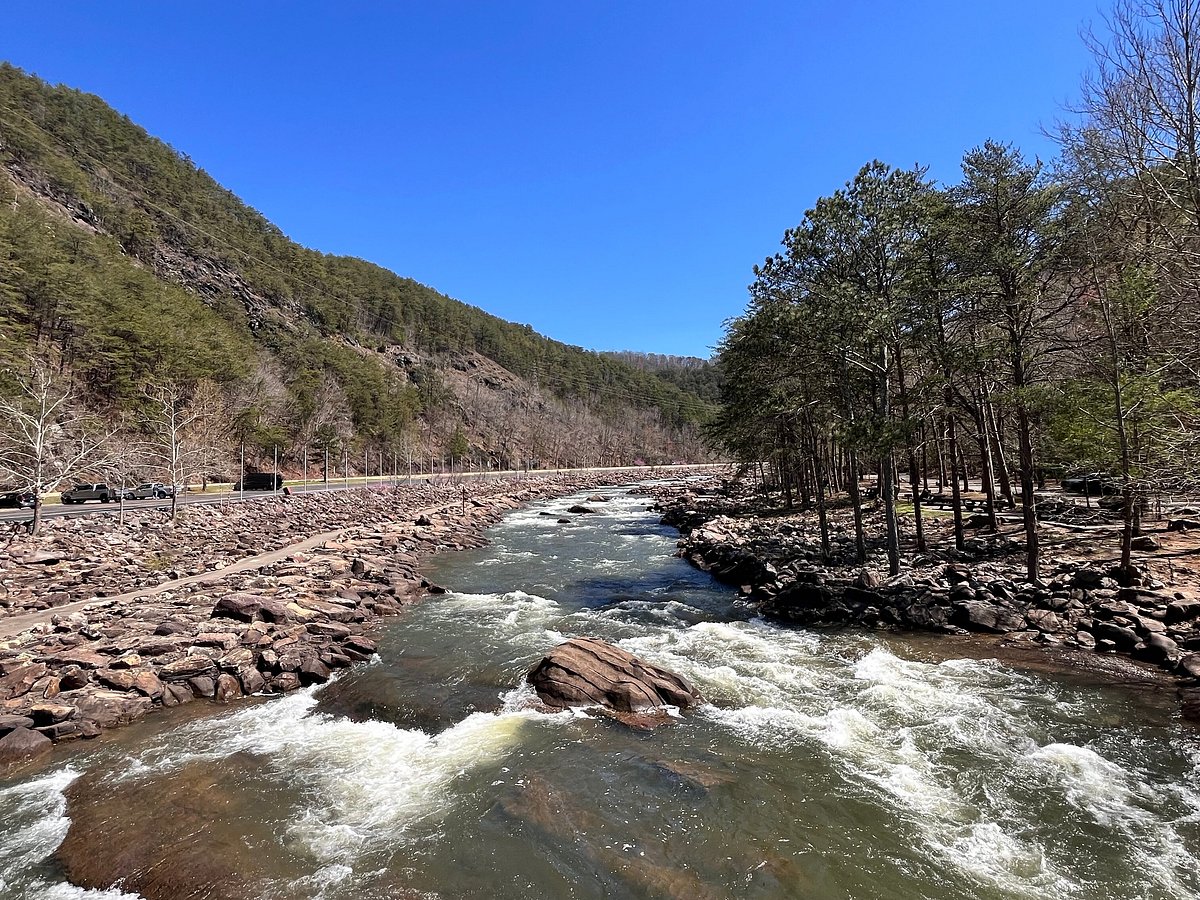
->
527 637 701 715
55 755 291 900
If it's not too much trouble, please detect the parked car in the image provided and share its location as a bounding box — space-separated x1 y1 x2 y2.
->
234 473 284 491
130 482 175 500
0 489 35 509
61 483 119 504
1061 473 1121 496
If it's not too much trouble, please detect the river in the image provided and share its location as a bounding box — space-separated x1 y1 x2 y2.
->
1 485 1199 899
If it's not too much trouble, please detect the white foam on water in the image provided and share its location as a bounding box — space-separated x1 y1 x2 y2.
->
123 688 548 865
35 886 144 900
430 590 561 640
1023 742 1200 895
927 822 1064 897
616 620 1089 896
0 768 146 900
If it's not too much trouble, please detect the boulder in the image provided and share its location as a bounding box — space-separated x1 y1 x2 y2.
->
1134 633 1181 666
0 714 35 737
527 637 701 714
567 505 596 514
211 593 290 624
1026 609 1062 633
29 703 75 726
1178 653 1200 680
1166 599 1200 624
70 690 152 729
1094 621 1140 651
951 601 1023 633
1130 535 1161 552
214 673 243 703
297 656 331 686
1168 518 1200 532
0 726 52 771
0 663 49 701
159 656 219 681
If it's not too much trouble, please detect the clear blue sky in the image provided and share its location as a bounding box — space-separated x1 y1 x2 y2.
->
4 2 1103 357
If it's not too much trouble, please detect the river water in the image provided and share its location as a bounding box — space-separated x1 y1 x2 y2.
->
2 486 1199 899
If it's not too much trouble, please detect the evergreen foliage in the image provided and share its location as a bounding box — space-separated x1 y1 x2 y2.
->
0 63 714 473
714 3 1200 578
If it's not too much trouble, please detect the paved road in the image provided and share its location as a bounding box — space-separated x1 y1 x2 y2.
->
0 464 725 526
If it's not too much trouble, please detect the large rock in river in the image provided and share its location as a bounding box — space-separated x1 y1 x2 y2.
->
527 638 701 713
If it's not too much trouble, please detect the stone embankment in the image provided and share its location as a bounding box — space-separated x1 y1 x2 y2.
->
0 472 691 769
649 480 1200 708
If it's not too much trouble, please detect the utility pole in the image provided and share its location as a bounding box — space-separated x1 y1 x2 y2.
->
303 447 308 494
273 445 278 495
239 443 244 501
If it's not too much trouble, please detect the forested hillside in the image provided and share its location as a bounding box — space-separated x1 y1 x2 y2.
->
0 62 715 491
711 2 1200 581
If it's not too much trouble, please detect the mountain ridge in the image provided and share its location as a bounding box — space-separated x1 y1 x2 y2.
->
0 63 715 471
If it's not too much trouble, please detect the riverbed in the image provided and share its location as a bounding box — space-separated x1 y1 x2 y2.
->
2 485 1198 899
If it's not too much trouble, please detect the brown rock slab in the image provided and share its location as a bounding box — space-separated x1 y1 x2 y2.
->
50 650 108 669
527 637 701 714
0 662 48 700
55 756 296 900
0 726 52 772
29 703 75 726
0 714 35 736
211 593 291 624
159 655 219 681
70 690 152 729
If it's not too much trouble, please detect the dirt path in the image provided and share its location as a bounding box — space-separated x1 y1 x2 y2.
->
0 494 477 641
0 527 352 640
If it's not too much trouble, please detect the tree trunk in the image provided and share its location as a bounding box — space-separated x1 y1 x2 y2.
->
973 398 1000 532
807 416 831 560
847 450 867 564
946 410 965 550
896 346 925 552
981 378 1015 508
1011 342 1039 582
880 346 900 577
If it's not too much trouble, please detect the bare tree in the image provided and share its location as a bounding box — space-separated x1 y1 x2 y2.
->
0 356 115 534
1058 0 1200 574
1064 0 1200 273
141 379 226 521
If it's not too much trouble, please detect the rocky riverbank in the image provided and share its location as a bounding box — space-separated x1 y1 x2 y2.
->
645 477 1200 716
0 472 706 770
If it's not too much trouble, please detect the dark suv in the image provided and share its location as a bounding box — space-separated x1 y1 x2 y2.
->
234 473 284 491
0 489 35 509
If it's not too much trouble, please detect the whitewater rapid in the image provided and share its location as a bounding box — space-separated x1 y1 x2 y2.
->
1 486 1197 899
